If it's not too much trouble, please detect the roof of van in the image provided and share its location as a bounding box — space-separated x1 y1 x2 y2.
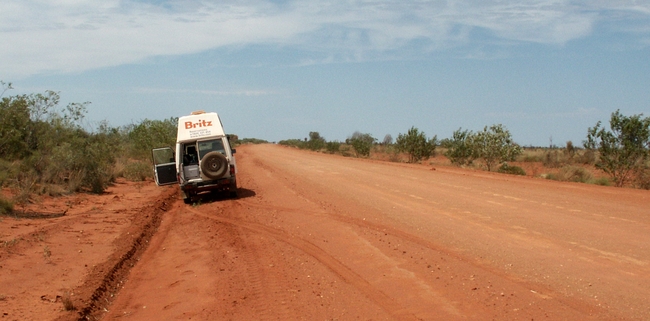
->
177 112 226 142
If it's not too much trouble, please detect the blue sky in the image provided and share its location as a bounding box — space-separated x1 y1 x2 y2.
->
2 1 649 147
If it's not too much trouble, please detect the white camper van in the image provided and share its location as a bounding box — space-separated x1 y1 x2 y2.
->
152 111 238 203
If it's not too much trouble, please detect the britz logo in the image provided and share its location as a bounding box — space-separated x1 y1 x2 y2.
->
185 120 213 129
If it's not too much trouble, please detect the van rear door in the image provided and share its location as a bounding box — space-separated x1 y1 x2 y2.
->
152 147 177 185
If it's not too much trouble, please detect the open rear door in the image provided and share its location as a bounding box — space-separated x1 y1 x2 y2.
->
152 147 177 186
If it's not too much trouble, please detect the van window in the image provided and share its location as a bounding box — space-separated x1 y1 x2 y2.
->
197 139 226 159
183 145 198 165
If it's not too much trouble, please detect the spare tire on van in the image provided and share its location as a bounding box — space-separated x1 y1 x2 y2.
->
201 151 228 179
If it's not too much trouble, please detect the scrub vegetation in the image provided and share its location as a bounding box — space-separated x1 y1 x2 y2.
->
585 110 650 187
0 82 179 214
441 124 522 171
279 111 649 190
2 82 649 216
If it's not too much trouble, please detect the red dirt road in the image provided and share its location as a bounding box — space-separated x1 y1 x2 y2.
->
2 143 650 320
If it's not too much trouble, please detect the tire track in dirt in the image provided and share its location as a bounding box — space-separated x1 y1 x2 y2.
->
232 196 605 320
185 205 420 321
237 145 615 320
212 211 298 321
56 187 178 321
0 215 79 259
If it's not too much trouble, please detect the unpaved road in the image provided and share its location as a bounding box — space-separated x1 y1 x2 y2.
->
2 144 650 320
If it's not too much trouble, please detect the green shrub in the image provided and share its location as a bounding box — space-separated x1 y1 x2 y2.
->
278 139 306 149
497 163 526 176
347 132 376 157
468 124 522 171
586 110 650 187
396 127 437 163
325 141 341 154
126 118 178 159
0 87 118 195
236 138 268 145
0 196 13 215
123 161 151 182
0 159 15 187
306 132 326 151
0 92 31 160
442 128 474 166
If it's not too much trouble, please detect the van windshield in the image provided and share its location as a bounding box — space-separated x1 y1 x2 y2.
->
197 139 226 159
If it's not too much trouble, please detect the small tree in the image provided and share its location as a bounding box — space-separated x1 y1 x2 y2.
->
442 128 475 166
565 141 576 161
0 94 31 159
471 124 522 171
382 134 393 145
396 127 437 163
347 131 376 157
585 110 650 187
306 131 326 151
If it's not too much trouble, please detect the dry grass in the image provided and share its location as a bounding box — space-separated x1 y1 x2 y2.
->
122 160 151 182
0 195 13 215
2 238 20 248
519 148 545 163
62 291 75 311
366 145 617 187
34 183 68 197
635 167 650 190
43 246 51 260
545 166 593 183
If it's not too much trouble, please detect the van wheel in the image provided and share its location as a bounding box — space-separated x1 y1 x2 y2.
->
201 152 228 179
229 179 238 198
182 190 194 204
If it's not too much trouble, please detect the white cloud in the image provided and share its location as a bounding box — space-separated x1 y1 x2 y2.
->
455 1 595 43
1 0 649 78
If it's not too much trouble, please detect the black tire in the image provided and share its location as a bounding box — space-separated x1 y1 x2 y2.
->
181 190 192 204
229 179 238 198
200 151 228 179
182 190 195 204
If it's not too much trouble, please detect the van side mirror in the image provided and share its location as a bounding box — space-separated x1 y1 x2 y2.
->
231 149 236 154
